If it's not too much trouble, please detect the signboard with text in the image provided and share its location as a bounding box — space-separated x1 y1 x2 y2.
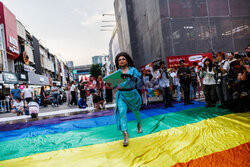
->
0 2 19 59
167 53 213 68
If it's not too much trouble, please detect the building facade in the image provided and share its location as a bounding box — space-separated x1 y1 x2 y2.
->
114 0 250 68
0 2 71 91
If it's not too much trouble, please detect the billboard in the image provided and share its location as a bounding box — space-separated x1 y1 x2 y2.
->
167 53 213 68
0 2 19 60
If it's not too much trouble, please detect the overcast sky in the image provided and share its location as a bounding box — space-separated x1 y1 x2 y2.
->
2 0 115 66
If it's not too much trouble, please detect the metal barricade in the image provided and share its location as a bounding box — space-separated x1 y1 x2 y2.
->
0 100 10 113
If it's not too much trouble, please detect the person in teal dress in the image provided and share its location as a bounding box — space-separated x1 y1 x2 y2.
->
114 52 142 147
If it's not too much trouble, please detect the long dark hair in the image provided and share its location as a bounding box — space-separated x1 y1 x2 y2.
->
204 58 213 72
115 52 135 69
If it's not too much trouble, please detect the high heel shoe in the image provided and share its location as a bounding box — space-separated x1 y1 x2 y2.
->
123 131 129 147
137 123 142 134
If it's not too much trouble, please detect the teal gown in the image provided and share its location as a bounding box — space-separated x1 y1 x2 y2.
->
115 67 142 131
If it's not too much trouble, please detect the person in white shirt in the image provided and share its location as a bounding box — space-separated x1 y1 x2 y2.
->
170 68 181 101
152 65 160 88
226 52 236 64
22 83 33 104
215 52 230 108
70 80 77 105
28 101 39 118
11 98 24 116
157 61 173 108
200 58 217 107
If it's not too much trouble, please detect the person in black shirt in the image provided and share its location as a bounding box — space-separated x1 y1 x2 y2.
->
78 80 87 102
177 60 194 105
40 86 47 107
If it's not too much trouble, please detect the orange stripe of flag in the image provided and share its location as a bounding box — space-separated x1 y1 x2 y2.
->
173 142 250 167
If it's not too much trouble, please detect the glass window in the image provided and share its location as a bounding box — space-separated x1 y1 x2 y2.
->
232 17 250 51
169 0 192 18
210 18 234 52
230 0 250 16
194 18 212 53
161 19 175 56
208 0 229 16
169 0 207 18
159 0 169 18
171 19 196 55
191 0 207 17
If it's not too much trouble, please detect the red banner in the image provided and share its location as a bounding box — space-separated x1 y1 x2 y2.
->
0 2 19 59
167 53 213 68
140 62 153 72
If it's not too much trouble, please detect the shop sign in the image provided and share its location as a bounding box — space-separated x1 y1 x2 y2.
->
40 77 45 82
167 53 213 68
2 72 18 84
0 2 19 59
28 72 49 85
20 74 26 80
24 64 31 71
72 70 77 74
8 36 19 54
17 72 28 81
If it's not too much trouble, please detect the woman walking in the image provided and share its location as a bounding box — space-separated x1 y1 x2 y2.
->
200 58 217 107
114 52 142 147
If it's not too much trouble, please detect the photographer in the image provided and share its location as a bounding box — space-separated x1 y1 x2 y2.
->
157 61 173 108
230 68 249 112
199 58 217 107
214 52 230 108
227 54 244 105
177 60 193 105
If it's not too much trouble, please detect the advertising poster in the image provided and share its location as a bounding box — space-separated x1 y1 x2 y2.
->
167 53 213 68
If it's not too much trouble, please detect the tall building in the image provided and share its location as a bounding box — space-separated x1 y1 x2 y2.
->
114 0 250 68
92 55 109 66
66 61 74 69
0 2 19 72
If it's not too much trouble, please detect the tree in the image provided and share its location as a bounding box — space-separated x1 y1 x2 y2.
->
90 64 102 79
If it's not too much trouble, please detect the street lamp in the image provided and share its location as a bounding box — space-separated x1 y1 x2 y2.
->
101 13 116 32
100 29 113 31
102 20 116 23
101 25 115 27
102 14 115 16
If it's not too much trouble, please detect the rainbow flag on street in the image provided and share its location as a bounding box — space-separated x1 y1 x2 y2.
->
0 102 249 167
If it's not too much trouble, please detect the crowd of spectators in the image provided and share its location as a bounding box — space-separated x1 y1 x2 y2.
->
140 45 250 112
6 45 250 116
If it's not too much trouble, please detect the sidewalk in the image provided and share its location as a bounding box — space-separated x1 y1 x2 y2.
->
0 103 116 125
0 97 205 125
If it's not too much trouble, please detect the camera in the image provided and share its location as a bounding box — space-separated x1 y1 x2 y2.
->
213 61 219 67
121 74 132 79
